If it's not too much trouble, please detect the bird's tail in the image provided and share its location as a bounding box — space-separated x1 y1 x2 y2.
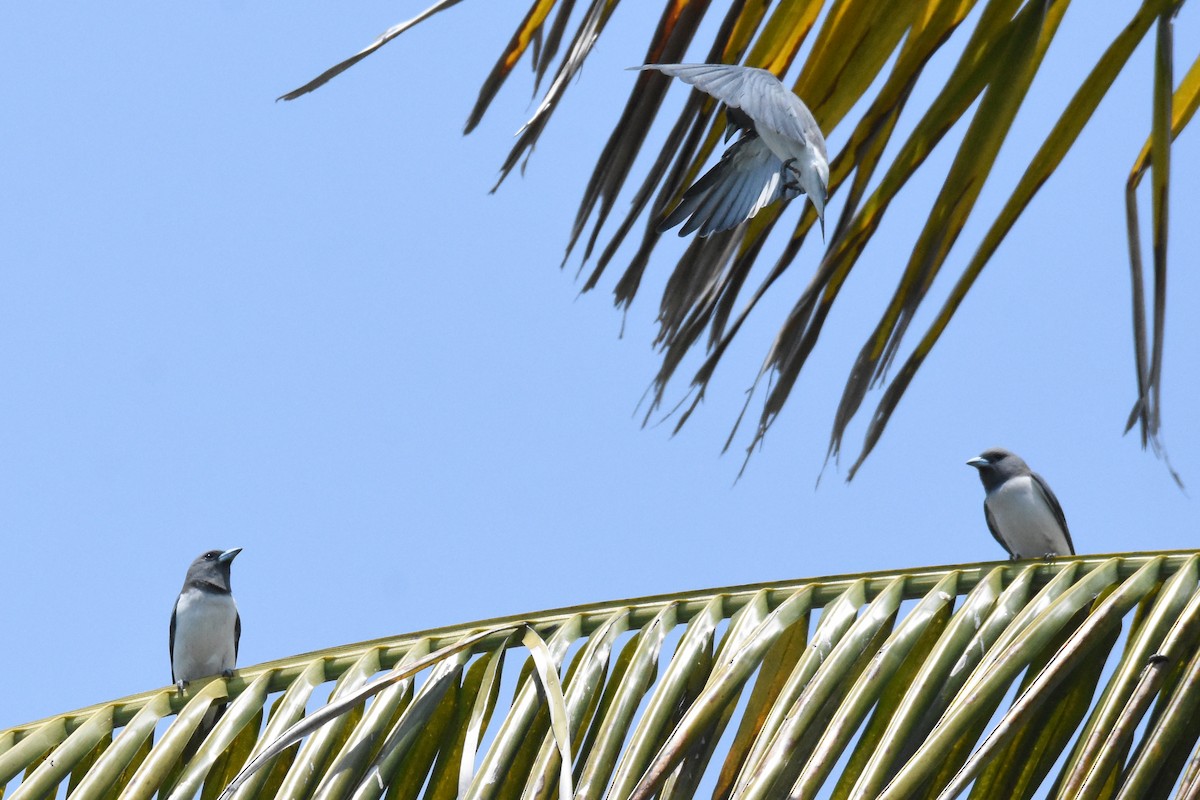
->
181 702 227 764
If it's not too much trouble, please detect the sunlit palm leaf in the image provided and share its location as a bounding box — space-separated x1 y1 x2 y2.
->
1123 11 1198 489
8 552 1200 799
277 0 1193 476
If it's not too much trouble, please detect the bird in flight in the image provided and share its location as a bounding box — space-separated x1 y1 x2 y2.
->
633 63 829 238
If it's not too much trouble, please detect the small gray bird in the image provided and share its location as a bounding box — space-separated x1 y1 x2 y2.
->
967 449 1074 559
170 548 242 691
634 63 829 237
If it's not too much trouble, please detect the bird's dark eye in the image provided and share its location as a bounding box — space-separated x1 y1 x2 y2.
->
205 553 216 560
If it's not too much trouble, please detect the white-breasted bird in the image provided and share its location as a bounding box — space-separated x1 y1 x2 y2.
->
170 547 242 756
967 449 1074 559
170 548 242 690
634 63 829 237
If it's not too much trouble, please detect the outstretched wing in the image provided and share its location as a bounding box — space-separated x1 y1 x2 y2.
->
635 64 825 159
658 134 797 237
1031 471 1075 555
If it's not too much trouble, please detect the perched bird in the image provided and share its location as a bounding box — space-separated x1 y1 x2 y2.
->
967 449 1074 559
634 63 829 238
170 548 242 755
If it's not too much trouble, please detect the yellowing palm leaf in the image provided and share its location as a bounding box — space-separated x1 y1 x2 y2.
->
6 551 1200 799
277 0 1194 477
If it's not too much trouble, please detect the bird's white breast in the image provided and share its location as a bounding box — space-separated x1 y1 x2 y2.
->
987 475 1070 558
172 588 238 682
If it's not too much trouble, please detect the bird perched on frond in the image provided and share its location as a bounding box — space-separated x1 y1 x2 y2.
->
967 449 1074 559
633 63 829 238
170 547 242 758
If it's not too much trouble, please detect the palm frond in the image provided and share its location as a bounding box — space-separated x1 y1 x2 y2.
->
1123 8 1197 490
277 0 1194 476
7 552 1200 799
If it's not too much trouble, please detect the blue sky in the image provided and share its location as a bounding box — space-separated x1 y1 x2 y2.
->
1 1 1197 730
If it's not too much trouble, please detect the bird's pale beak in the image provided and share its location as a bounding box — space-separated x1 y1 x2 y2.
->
965 457 989 469
218 547 243 563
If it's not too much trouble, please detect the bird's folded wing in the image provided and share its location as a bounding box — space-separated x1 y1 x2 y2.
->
636 64 821 152
1031 472 1075 554
169 602 179 683
659 135 797 237
982 501 1013 558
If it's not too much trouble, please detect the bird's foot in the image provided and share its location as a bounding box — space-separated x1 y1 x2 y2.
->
1042 552 1058 561
221 669 235 679
780 158 803 192
175 679 189 695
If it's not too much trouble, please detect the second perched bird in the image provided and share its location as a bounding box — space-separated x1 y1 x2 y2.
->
170 548 242 756
171 548 242 689
634 63 829 238
967 449 1074 559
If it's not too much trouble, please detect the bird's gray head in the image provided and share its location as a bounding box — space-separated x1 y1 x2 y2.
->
966 448 1030 492
183 548 242 593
